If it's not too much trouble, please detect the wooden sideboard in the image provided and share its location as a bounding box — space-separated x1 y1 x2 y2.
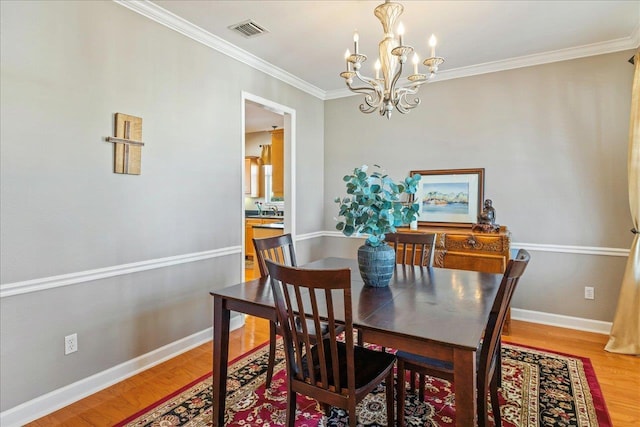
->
396 225 513 333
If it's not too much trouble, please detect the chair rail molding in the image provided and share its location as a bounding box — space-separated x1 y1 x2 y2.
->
323 231 630 257
2 232 628 298
0 246 241 298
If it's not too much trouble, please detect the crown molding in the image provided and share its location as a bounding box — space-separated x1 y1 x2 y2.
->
117 1 638 102
113 0 325 99
325 34 640 100
631 20 640 48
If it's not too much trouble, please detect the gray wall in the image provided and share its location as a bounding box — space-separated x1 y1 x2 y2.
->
324 50 634 322
0 0 634 415
0 1 324 411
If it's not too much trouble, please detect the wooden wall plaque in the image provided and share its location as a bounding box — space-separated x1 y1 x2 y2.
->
109 113 143 175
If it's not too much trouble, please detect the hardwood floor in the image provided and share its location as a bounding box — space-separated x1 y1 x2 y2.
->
27 318 639 426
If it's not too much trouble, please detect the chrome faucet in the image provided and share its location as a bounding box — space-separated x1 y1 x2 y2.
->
270 206 279 216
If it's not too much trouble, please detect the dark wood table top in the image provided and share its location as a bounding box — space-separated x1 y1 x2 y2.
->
211 257 501 351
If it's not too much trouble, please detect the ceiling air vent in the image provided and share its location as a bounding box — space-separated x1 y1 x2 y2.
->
229 20 269 38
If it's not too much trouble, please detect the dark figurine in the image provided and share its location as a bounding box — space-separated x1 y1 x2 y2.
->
478 199 496 224
473 199 500 232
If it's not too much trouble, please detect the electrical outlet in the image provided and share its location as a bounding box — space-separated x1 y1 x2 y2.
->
65 333 78 355
584 286 595 300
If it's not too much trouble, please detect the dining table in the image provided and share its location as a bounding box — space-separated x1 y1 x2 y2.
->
211 257 503 427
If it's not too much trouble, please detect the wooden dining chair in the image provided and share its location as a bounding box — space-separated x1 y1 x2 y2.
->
381 231 436 390
253 233 298 278
385 232 437 267
396 249 531 427
253 234 297 388
265 260 397 427
253 233 342 388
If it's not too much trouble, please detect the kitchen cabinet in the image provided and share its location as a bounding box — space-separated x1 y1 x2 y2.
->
251 223 284 276
271 129 284 198
244 156 260 197
245 217 282 260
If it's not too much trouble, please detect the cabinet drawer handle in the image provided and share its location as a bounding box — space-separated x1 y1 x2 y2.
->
467 237 479 248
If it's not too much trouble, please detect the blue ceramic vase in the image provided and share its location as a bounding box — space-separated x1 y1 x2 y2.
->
357 243 395 287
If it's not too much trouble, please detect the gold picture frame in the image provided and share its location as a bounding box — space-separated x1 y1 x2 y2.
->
409 168 485 227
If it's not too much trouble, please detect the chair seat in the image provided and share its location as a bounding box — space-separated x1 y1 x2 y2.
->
303 339 396 392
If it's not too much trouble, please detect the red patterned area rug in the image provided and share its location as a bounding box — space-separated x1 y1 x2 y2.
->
116 340 611 426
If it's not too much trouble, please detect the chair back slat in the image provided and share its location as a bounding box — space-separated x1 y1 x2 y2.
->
282 282 307 378
479 249 530 387
323 288 342 391
266 260 354 393
253 233 297 277
289 284 310 380
306 287 326 386
386 232 437 267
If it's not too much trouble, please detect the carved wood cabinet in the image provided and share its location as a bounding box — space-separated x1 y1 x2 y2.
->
397 225 513 333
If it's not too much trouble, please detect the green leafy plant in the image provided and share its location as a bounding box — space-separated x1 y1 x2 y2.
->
335 165 421 247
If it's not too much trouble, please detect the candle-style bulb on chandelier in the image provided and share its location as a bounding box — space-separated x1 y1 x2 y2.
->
340 0 444 119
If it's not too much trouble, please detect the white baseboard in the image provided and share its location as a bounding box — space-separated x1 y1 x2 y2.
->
1 298 613 425
511 308 612 335
0 316 245 427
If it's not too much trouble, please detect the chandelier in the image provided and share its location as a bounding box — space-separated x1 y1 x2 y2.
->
340 0 444 119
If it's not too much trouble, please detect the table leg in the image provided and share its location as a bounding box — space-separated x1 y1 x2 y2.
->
213 295 230 427
453 348 478 427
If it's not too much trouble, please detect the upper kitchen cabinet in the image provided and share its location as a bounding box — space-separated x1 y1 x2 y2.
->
244 156 260 197
271 129 284 199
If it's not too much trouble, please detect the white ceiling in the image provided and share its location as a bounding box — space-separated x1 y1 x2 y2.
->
153 0 639 92
142 0 639 130
245 100 284 134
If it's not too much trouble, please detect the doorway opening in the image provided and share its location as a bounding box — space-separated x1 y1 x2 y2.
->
241 93 296 281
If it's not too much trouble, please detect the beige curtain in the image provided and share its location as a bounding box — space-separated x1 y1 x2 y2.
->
605 50 640 355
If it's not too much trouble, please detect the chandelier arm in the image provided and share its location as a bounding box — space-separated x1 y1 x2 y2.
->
395 100 418 114
353 71 387 97
395 84 420 98
360 103 379 114
346 82 378 95
348 86 385 113
346 75 380 95
346 73 386 113
362 90 385 111
394 88 421 113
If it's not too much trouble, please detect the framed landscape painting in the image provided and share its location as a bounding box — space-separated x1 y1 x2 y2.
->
409 168 485 227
